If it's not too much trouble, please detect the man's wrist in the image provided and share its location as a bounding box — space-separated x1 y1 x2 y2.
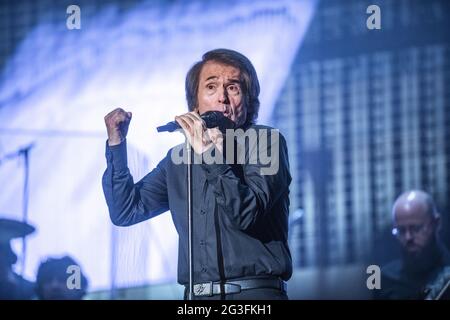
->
107 136 124 146
106 139 128 171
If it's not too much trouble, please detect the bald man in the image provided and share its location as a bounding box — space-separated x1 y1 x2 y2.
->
377 190 450 299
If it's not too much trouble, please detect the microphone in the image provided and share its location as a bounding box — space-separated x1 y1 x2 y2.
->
0 142 36 165
18 142 36 154
157 111 234 133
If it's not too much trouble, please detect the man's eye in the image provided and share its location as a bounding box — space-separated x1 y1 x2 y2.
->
227 85 239 93
207 84 215 90
398 227 406 234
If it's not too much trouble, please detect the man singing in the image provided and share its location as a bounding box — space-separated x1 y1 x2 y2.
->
102 48 292 300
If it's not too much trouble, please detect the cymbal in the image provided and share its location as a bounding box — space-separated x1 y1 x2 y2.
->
0 218 35 243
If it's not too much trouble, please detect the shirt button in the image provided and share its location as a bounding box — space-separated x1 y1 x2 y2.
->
200 210 206 215
200 240 205 246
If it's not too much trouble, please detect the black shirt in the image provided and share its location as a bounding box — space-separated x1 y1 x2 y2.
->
376 242 450 299
102 124 292 285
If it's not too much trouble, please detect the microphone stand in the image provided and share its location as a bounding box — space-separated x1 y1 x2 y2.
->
157 113 233 300
20 145 31 277
0 143 34 277
186 141 194 300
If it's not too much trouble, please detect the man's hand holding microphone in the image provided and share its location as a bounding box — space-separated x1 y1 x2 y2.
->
105 108 224 154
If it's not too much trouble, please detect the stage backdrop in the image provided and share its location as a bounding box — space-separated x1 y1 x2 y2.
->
0 0 316 293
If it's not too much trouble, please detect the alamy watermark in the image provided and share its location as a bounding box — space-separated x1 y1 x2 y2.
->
170 128 280 176
66 5 81 30
366 5 381 30
66 265 81 290
366 264 381 290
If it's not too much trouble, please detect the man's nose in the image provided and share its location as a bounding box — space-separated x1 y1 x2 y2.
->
404 229 414 241
218 86 229 105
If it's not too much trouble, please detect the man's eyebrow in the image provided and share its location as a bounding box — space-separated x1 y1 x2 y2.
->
226 79 240 84
204 76 240 83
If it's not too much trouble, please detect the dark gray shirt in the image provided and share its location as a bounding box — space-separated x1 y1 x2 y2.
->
102 124 292 285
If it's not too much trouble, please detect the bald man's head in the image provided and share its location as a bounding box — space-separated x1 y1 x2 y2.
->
392 190 439 256
392 190 438 220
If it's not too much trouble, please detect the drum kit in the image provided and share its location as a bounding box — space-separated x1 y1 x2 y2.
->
0 217 35 243
0 216 36 300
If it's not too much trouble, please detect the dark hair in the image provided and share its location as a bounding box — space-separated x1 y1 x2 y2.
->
185 48 260 127
36 256 88 300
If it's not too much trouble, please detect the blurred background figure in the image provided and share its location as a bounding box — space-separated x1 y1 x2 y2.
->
36 256 88 300
377 190 450 299
0 217 35 300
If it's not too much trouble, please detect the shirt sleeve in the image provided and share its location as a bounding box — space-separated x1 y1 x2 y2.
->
102 139 169 226
200 130 291 231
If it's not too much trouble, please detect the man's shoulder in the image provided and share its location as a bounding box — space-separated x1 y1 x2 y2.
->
150 144 184 171
243 124 287 142
165 143 184 160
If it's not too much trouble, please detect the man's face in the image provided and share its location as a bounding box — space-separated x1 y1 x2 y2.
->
195 61 247 128
393 202 437 257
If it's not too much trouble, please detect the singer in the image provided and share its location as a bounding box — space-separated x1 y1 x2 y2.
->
102 49 292 300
